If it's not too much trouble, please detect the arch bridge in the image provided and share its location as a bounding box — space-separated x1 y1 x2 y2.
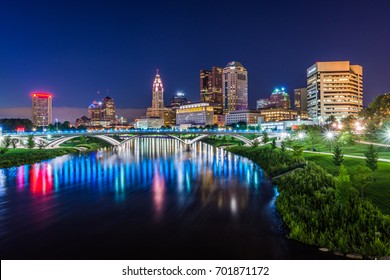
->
3 130 282 150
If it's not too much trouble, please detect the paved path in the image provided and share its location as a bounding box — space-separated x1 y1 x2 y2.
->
302 150 390 163
357 140 390 148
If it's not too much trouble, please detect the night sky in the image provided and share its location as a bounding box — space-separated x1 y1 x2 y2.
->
1 0 389 113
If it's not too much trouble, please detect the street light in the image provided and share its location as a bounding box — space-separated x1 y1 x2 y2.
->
324 130 335 151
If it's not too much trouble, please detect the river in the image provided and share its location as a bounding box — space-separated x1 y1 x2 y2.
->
0 138 338 259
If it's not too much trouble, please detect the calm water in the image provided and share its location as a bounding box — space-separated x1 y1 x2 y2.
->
0 139 337 259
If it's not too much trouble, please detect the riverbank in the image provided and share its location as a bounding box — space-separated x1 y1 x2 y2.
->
226 145 390 258
0 148 78 168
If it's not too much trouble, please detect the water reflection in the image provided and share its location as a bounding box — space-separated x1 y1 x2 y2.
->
2 138 330 260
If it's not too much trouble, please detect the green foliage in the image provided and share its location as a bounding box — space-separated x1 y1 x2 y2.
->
0 148 77 168
292 144 304 163
332 145 344 166
252 139 259 147
276 163 390 256
337 131 355 146
305 128 321 148
0 147 8 154
27 135 35 149
335 165 354 203
365 144 378 172
271 138 276 149
227 146 390 256
353 165 373 198
262 131 269 144
280 141 286 153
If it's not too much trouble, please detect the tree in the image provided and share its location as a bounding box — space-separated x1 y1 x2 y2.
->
337 131 355 146
353 165 373 197
364 144 378 172
305 128 321 149
252 139 259 147
271 138 276 149
332 145 344 166
292 144 304 163
2 136 12 148
335 165 353 204
262 131 269 144
280 141 286 153
27 135 35 149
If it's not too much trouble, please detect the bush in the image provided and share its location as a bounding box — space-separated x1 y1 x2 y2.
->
227 145 390 257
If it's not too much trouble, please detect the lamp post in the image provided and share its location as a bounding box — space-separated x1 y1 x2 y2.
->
56 118 59 131
325 130 335 152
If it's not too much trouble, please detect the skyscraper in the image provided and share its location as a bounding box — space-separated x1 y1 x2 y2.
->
294 88 308 112
102 96 116 121
31 92 52 127
147 69 165 118
307 61 363 121
152 69 164 111
211 66 223 113
200 70 212 102
222 61 248 113
256 88 290 110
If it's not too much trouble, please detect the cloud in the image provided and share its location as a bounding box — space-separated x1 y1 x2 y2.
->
0 107 146 123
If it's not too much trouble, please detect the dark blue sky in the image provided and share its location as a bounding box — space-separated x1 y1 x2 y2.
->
1 0 389 110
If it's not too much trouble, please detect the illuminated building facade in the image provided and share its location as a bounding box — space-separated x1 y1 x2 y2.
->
169 92 191 109
259 108 307 122
31 92 53 127
176 103 214 126
294 88 308 112
135 116 164 129
256 88 290 110
102 96 116 121
225 110 262 125
86 96 117 127
307 61 363 121
200 70 212 102
147 69 165 119
222 61 248 113
200 66 223 115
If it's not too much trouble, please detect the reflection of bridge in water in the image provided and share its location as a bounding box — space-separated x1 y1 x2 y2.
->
4 130 283 150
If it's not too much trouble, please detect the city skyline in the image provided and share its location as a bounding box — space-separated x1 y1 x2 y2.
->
1 0 390 112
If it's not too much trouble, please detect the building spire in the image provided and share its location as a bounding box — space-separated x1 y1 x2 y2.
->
156 68 159 75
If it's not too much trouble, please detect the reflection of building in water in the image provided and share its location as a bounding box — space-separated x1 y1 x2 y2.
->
8 139 262 212
152 172 166 218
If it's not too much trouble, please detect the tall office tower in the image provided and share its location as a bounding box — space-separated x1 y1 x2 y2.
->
222 61 248 113
256 87 290 110
102 96 116 121
88 101 102 121
200 70 212 102
294 88 308 112
31 92 53 127
151 69 164 110
307 61 363 121
170 92 191 109
211 66 223 111
147 69 165 118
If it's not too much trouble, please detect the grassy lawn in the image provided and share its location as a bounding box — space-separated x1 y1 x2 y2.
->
0 148 77 169
301 141 390 160
303 152 390 214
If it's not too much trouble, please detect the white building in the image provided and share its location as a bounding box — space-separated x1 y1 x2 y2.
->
222 61 248 113
225 110 262 126
307 61 363 121
176 103 214 126
134 117 164 129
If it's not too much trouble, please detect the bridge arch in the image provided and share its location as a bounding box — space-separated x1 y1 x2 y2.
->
187 134 253 146
45 135 121 148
